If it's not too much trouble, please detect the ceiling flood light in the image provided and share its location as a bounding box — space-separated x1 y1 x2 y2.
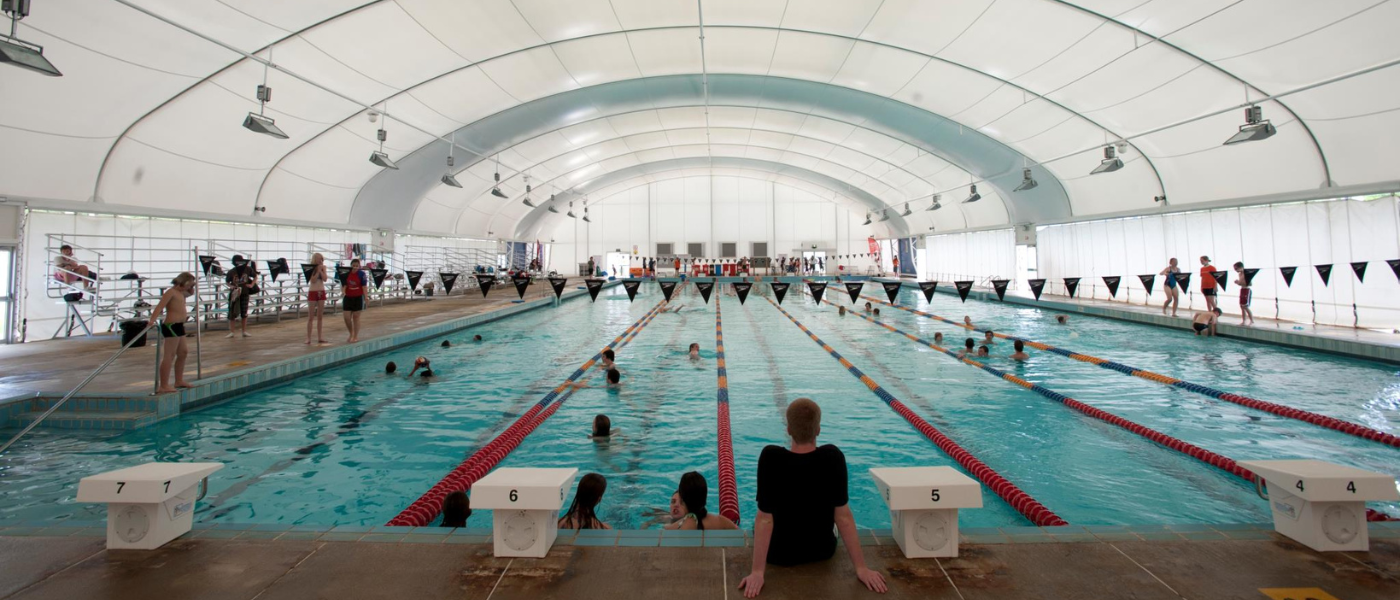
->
1 0 60 76
964 184 981 204
520 175 535 207
926 194 942 211
490 155 507 198
878 209 890 222
1014 167 1038 191
1224 105 1276 145
547 199 559 214
566 201 577 219
862 212 872 226
582 206 591 223
441 135 462 187
242 51 285 138
901 203 912 217
368 112 398 169
1090 145 1123 175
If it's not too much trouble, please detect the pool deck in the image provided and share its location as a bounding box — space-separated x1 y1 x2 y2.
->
2 526 1398 600
881 277 1400 364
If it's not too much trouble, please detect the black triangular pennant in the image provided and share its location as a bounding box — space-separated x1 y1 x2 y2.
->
806 282 827 305
1211 270 1228 292
335 266 351 285
1388 259 1400 283
1137 274 1155 297
301 263 316 281
1242 268 1260 286
441 273 462 295
406 270 423 291
622 279 642 302
1176 272 1192 294
1102 276 1121 298
771 282 790 305
1028 279 1046 300
696 280 714 304
991 279 1009 301
1279 266 1297 287
369 268 388 288
882 281 902 303
1350 261 1367 283
198 255 217 275
734 282 752 305
548 277 568 299
919 281 938 303
844 282 865 304
659 280 678 302
954 280 973 302
513 275 531 299
266 258 289 282
1063 277 1080 298
1315 264 1332 286
585 279 605 301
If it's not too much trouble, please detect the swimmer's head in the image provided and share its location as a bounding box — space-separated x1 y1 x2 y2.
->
669 492 684 520
441 340 451 348
414 356 429 368
1213 308 1222 315
603 349 616 362
474 335 483 342
689 343 700 352
873 308 880 316
593 414 611 437
984 330 994 340
933 332 944 343
839 306 846 315
977 345 989 357
864 302 872 310
606 368 621 384
385 361 397 374
965 338 975 350
1056 315 1067 324
1014 340 1025 352
421 369 434 378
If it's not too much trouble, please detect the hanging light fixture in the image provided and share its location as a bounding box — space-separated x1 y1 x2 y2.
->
566 201 577 218
878 209 890 222
1013 167 1038 192
242 48 286 138
490 155 507 198
862 212 872 226
901 203 912 217
1223 105 1276 145
0 1 61 76
520 174 535 207
1090 145 1123 175
926 194 942 211
582 206 592 223
440 134 462 187
963 184 981 204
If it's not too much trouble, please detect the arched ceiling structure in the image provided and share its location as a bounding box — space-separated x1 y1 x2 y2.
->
4 0 1399 239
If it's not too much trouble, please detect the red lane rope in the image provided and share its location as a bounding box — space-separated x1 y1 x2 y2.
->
387 300 667 526
765 296 1068 527
867 293 1400 449
714 295 741 524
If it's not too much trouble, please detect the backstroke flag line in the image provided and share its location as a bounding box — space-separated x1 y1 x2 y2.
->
548 277 568 299
806 281 827 305
585 279 604 301
771 282 790 305
883 281 903 303
733 282 752 305
955 280 973 302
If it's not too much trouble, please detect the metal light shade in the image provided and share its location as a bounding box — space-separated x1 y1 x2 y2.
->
878 210 890 222
582 208 591 223
441 173 462 188
369 151 399 169
926 195 941 211
1090 146 1122 174
522 196 536 207
1014 167 1038 191
566 202 577 218
243 112 288 139
862 213 872 226
547 204 559 214
0 37 61 77
490 187 508 198
901 203 912 216
963 184 981 203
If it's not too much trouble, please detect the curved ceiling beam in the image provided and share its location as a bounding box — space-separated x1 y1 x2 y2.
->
354 74 1067 235
513 157 911 240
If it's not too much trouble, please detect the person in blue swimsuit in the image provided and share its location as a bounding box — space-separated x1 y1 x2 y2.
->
1160 258 1181 317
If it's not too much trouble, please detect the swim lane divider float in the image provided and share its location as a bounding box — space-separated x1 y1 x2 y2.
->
764 296 1068 527
388 300 667 527
714 295 741 524
866 294 1400 449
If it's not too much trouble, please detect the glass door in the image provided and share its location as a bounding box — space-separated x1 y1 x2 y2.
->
801 251 827 275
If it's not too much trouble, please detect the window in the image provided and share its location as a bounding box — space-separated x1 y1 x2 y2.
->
0 247 12 344
751 242 768 258
687 242 703 257
656 243 673 256
720 242 736 258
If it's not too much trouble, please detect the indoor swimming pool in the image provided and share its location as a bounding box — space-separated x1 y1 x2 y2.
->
1 281 1397 531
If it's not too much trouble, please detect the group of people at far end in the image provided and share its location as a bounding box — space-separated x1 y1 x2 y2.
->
1161 255 1255 337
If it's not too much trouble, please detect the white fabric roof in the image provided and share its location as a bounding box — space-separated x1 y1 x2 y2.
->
3 0 1398 237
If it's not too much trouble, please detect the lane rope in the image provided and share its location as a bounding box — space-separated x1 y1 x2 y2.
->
714 295 741 524
846 309 1258 485
764 296 1068 527
866 294 1400 449
388 300 667 526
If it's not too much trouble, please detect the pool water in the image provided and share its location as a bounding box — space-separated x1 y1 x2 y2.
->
1 281 1397 530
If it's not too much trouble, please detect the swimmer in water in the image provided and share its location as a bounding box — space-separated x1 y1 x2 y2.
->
933 332 944 345
407 357 430 376
688 343 701 361
864 302 873 313
385 361 397 374
1055 315 1068 325
589 414 616 440
976 345 990 358
441 340 451 348
983 330 996 345
873 308 881 317
599 349 616 371
1010 340 1030 361
957 338 975 359
838 306 846 316
1192 308 1221 337
474 334 483 342
963 315 974 327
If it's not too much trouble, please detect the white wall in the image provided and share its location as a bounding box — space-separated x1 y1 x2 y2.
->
1036 195 1400 329
920 229 1017 284
544 176 892 275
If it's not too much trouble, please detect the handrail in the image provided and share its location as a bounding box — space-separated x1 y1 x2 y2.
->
0 319 164 455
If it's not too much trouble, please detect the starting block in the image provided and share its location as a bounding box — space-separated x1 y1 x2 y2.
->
472 467 578 558
1239 459 1399 552
871 466 982 558
77 462 223 550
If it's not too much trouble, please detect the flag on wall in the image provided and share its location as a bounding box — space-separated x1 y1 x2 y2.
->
1350 261 1367 283
1103 276 1121 298
883 281 903 303
406 270 423 291
1137 274 1155 297
1242 268 1260 286
199 255 217 275
335 266 351 285
1063 277 1080 298
369 268 388 288
1279 267 1297 287
954 280 973 302
1315 264 1332 286
440 272 460 295
513 275 531 299
844 282 865 304
1175 273 1192 293
991 279 1009 301
267 258 290 281
1211 270 1229 292
300 263 316 281
771 282 791 305
1028 279 1046 300
1388 259 1400 283
919 281 938 302
806 281 827 305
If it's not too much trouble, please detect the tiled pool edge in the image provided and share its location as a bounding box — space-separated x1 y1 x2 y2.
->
0 282 617 430
4 520 1397 547
882 278 1400 365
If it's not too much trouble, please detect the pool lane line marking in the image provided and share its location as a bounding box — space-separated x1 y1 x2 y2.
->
763 295 1069 528
843 307 1260 486
738 294 794 414
715 295 741 525
388 300 668 527
865 294 1400 449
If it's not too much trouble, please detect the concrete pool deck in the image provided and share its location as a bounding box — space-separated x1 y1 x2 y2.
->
2 525 1398 600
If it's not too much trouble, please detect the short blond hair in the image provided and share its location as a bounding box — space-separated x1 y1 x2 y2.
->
172 272 196 288
786 397 821 444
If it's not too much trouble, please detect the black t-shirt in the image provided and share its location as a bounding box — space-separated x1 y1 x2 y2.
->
756 444 848 566
226 265 255 289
